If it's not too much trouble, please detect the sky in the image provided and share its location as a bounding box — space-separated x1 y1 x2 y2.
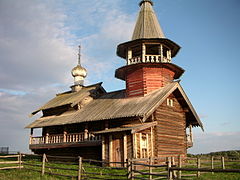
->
0 0 239 154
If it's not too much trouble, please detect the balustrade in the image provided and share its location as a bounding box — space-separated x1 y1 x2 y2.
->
128 55 171 65
30 132 101 145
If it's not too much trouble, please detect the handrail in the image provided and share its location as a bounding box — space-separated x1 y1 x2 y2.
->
30 132 101 145
128 55 171 65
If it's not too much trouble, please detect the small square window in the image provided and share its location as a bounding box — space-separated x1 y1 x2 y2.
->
167 98 174 107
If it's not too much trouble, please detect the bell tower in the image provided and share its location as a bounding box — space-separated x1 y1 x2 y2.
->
115 0 184 97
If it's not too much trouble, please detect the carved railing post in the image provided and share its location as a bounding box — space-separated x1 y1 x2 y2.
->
84 129 88 140
45 133 49 144
63 131 67 143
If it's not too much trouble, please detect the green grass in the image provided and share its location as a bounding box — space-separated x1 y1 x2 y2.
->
0 156 127 180
191 172 240 180
0 169 66 180
0 156 240 180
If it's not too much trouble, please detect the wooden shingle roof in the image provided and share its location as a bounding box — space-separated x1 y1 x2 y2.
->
30 83 104 116
26 81 203 130
132 0 165 40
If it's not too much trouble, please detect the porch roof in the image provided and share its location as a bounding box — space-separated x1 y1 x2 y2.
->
94 122 157 134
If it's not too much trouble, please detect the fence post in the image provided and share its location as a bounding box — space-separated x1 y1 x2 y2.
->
127 159 131 179
197 157 201 177
211 156 214 174
167 157 172 180
42 153 46 176
78 156 82 180
18 153 22 170
177 155 182 179
221 157 225 169
171 157 177 178
131 159 134 180
149 157 152 180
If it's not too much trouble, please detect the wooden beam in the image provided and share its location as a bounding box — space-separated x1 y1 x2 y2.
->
150 127 154 157
102 136 105 161
146 134 149 157
133 133 136 159
123 134 127 166
109 135 113 163
142 43 146 63
139 133 142 158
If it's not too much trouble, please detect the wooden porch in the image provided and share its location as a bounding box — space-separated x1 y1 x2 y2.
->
29 132 102 150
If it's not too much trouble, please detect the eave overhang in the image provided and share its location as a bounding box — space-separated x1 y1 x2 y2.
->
115 63 185 81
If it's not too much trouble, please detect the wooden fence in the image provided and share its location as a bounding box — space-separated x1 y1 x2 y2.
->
22 153 128 180
1 153 240 179
168 156 240 180
127 157 169 180
0 154 23 170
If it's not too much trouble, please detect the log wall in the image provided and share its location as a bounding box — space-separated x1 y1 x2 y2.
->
126 66 175 97
154 93 187 159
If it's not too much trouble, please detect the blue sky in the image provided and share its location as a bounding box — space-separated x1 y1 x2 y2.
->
0 0 239 154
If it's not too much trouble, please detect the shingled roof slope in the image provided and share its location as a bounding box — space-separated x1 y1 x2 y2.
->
26 81 203 130
132 0 165 40
30 83 104 116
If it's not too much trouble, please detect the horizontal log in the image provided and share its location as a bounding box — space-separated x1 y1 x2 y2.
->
157 139 186 145
0 166 23 170
82 175 124 180
0 155 20 158
83 165 126 170
133 169 166 177
133 162 167 168
156 130 185 136
181 174 196 177
157 134 184 140
156 118 185 125
157 123 185 131
0 161 22 164
157 145 186 150
84 171 127 177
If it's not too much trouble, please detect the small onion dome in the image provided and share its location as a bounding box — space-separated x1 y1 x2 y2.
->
71 64 87 78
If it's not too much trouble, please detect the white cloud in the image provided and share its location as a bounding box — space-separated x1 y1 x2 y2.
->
0 0 76 91
0 0 135 152
188 132 240 154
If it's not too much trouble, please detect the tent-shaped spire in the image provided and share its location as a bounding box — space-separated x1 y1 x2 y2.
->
132 0 165 40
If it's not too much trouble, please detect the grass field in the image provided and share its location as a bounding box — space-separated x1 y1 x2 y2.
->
1 168 240 180
0 155 240 180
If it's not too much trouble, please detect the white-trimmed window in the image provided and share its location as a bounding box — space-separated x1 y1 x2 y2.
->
167 98 174 107
141 134 148 158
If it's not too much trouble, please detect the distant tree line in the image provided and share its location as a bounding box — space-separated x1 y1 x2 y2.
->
188 150 240 160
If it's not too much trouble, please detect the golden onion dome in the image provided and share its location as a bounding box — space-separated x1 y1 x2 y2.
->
71 64 87 78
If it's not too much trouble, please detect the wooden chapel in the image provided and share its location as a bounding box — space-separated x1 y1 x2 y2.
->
26 0 203 165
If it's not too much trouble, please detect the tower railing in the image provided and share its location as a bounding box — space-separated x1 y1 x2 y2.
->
128 55 171 65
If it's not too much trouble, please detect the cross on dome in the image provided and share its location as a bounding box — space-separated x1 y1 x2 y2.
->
71 45 87 87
